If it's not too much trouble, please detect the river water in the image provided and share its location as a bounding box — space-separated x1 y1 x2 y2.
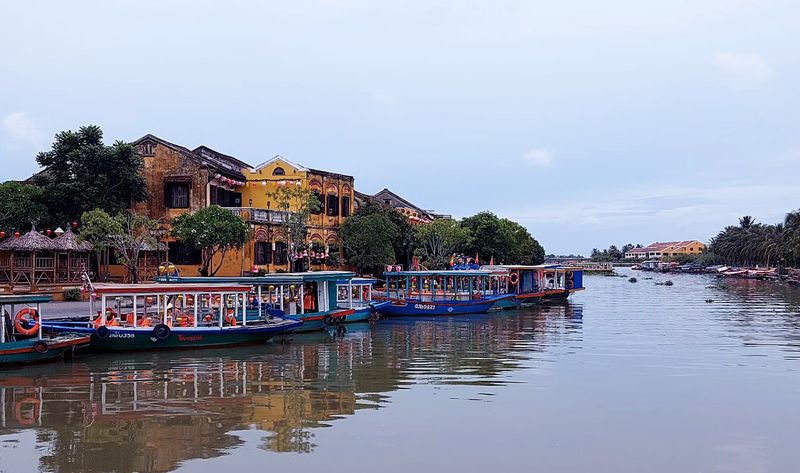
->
2 268 799 473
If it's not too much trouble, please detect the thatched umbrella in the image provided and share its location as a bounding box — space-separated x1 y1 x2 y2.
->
52 228 92 252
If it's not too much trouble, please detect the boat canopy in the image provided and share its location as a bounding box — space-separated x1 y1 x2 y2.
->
156 271 355 286
384 270 492 277
0 294 53 305
93 283 251 295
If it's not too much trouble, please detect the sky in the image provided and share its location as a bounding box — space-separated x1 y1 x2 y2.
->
1 0 798 255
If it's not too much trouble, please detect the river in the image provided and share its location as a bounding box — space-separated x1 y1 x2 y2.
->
2 268 799 472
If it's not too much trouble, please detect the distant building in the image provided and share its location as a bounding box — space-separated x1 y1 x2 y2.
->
625 240 706 260
355 188 450 223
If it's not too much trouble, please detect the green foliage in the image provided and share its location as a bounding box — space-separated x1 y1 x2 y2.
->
33 125 148 224
592 242 640 262
62 288 82 301
171 205 249 276
460 212 545 265
343 201 415 267
709 211 800 267
0 181 48 231
79 209 158 283
340 212 398 274
414 219 471 269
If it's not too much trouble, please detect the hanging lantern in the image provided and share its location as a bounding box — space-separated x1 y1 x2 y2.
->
0 231 5 238
14 231 21 238
261 181 267 187
54 227 65 236
71 221 78 229
302 250 308 257
46 229 52 236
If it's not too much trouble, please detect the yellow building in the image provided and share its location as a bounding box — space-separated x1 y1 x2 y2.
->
659 240 706 257
239 156 354 273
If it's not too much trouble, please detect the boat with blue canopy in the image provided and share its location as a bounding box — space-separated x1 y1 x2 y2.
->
154 271 370 332
375 269 513 316
2 294 90 365
540 265 585 299
42 282 301 350
336 277 391 322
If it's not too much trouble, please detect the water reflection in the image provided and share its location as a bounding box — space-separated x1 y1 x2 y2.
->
0 307 582 472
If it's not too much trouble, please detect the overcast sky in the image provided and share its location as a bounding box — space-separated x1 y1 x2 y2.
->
1 1 798 254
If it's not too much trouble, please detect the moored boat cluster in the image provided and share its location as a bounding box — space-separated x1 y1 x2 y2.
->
1 265 584 366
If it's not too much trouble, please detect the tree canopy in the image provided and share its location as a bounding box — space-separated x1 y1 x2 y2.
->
171 205 250 276
33 125 148 224
460 211 545 265
414 219 471 269
340 212 398 274
708 211 800 267
0 181 48 231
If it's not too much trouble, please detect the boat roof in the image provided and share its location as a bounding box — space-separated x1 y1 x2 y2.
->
0 294 53 305
337 277 377 284
157 271 356 286
480 265 545 271
384 270 492 277
93 283 252 295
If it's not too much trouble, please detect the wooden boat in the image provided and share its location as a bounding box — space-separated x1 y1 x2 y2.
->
155 271 366 332
540 265 585 300
42 283 301 351
481 265 550 308
1 295 90 366
336 277 391 322
375 270 513 316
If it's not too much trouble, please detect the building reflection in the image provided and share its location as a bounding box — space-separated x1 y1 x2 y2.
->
0 306 583 472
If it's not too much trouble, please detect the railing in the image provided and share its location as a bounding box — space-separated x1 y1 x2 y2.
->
223 207 289 224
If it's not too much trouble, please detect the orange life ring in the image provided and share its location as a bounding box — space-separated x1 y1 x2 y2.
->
14 397 40 426
509 273 519 286
14 308 40 336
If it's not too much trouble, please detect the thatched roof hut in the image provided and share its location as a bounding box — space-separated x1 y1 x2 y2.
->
52 228 92 252
0 228 58 251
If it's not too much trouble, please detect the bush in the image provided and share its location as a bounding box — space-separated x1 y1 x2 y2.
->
62 287 83 301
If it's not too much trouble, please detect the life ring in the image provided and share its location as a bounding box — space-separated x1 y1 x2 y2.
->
33 340 49 354
509 273 519 286
152 324 171 341
95 325 111 338
14 308 40 336
14 398 40 426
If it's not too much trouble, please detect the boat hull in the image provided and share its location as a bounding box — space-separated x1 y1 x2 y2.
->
42 321 301 351
377 297 505 317
0 336 91 366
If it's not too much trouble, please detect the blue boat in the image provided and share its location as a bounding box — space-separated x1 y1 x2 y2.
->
1 295 90 365
335 277 391 322
375 270 513 317
43 283 301 351
540 265 585 300
155 271 368 332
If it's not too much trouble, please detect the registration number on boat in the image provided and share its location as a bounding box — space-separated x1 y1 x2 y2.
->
414 304 436 310
109 333 135 339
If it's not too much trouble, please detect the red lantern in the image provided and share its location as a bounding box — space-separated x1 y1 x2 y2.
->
71 221 78 229
14 231 21 238
46 229 52 236
0 231 5 238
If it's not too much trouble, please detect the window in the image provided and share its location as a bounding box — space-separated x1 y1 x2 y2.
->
165 183 189 208
326 194 339 217
272 167 285 176
254 241 273 265
169 242 201 265
141 143 155 156
341 195 351 217
384 199 391 206
311 191 324 214
210 186 242 207
273 242 288 265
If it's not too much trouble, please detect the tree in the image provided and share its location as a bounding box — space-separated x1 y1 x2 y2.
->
343 201 415 267
0 181 48 231
621 243 635 256
499 218 546 264
459 212 545 264
266 184 322 270
79 209 159 283
414 219 471 269
79 209 121 281
33 125 148 224
171 206 250 276
340 212 398 274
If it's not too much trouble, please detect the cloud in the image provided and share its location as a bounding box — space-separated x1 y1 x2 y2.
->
713 51 772 85
2 112 47 153
522 149 554 167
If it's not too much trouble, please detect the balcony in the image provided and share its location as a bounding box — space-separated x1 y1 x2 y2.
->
223 207 289 225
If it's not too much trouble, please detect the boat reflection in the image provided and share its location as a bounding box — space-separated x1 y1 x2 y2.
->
1 307 583 473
